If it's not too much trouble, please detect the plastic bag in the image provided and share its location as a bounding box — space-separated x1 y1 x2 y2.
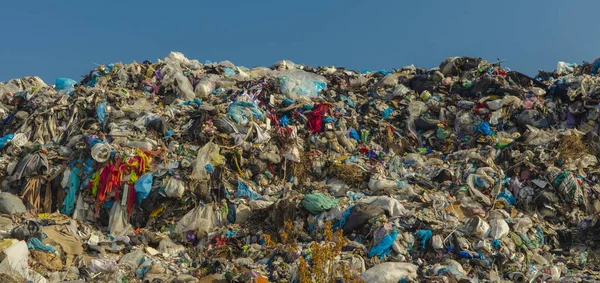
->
556 61 576 75
164 177 185 198
158 238 185 256
0 240 29 280
134 173 153 205
369 231 398 259
358 196 407 217
119 249 146 269
108 202 132 236
279 69 327 100
190 142 225 180
362 262 418 282
0 192 26 215
27 238 56 253
302 193 338 215
55 78 77 91
175 204 218 238
72 194 89 221
235 181 261 200
90 142 111 163
194 77 216 98
0 133 14 150
60 166 81 216
161 52 196 100
96 102 107 125
227 101 266 125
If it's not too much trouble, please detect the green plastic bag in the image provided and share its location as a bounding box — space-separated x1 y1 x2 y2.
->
302 193 338 215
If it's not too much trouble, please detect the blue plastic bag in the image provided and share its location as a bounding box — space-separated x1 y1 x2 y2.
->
348 128 360 142
86 71 101 87
0 134 14 150
279 115 290 126
415 230 432 250
227 101 266 124
382 108 393 119
97 102 107 125
496 189 516 205
332 205 354 231
61 166 81 215
223 68 236 77
135 173 153 205
368 231 398 259
592 58 600 74
55 78 77 91
27 238 57 253
235 180 261 200
476 121 493 135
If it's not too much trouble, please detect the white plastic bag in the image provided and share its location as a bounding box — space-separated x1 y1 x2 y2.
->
108 202 132 236
279 69 327 100
362 262 418 283
175 204 219 238
194 76 216 98
119 249 146 269
164 178 185 198
0 240 29 280
161 52 196 100
358 196 407 217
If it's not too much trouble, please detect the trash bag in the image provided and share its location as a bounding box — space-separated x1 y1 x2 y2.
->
134 173 153 205
301 193 339 215
344 202 385 233
279 69 327 100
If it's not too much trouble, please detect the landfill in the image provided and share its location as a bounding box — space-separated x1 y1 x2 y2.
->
1 53 600 282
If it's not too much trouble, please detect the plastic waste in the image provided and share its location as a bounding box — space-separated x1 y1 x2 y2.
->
235 181 261 200
190 142 225 180
60 166 81 215
0 192 26 215
362 262 418 283
175 204 218 238
119 249 146 269
91 142 111 163
279 69 327 100
368 231 398 259
164 177 185 199
134 173 153 205
228 101 266 125
301 193 339 215
55 78 77 91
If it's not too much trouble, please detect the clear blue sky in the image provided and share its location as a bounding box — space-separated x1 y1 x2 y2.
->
1 0 599 83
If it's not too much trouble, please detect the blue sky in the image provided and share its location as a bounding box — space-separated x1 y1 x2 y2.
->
1 0 599 83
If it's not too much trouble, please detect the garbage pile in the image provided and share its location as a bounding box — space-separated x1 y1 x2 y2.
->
1 53 600 282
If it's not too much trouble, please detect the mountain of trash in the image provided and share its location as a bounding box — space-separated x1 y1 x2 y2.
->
0 52 600 282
